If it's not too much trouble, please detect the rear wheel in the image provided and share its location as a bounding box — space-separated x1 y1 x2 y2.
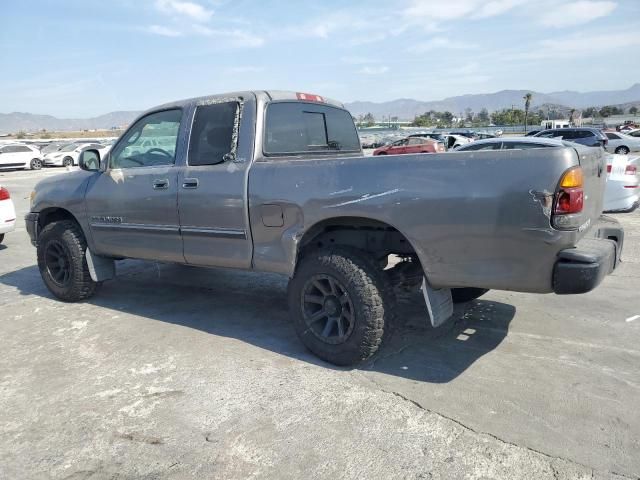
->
376 152 387 155
30 158 42 170
37 220 99 302
615 146 629 155
288 247 393 366
62 157 74 167
0 233 4 244
451 287 489 303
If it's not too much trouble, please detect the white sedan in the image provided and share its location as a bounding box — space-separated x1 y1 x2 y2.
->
603 154 639 213
0 185 16 244
604 132 640 155
43 142 103 167
0 143 43 170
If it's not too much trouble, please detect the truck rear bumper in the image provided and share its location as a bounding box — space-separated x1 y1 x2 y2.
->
552 216 623 294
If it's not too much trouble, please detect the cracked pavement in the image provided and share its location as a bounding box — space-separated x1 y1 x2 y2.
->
1 169 639 479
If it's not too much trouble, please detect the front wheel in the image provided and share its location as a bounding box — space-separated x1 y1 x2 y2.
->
37 220 100 302
288 247 393 366
615 146 629 155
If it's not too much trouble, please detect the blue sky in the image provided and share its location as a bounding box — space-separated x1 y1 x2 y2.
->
1 0 639 117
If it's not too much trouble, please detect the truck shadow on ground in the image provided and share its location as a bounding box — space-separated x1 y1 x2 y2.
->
0 260 515 384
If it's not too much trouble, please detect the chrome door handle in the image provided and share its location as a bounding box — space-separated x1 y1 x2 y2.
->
152 179 169 190
182 178 199 189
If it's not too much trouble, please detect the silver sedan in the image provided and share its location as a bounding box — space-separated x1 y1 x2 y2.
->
604 132 640 155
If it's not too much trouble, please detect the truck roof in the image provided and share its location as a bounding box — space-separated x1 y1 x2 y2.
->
151 90 345 112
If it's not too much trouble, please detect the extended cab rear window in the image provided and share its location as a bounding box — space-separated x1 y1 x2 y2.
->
264 102 360 156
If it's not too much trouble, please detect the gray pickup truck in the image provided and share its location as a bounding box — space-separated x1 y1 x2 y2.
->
26 90 623 365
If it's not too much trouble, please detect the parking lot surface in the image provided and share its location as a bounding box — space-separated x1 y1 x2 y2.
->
1 168 639 479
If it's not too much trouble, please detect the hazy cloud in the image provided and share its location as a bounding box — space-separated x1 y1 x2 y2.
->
408 37 477 53
359 66 389 75
155 0 213 22
145 24 182 37
539 1 617 27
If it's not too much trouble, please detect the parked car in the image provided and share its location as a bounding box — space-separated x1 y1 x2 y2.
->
373 136 445 155
0 185 16 244
443 134 473 150
604 132 640 155
40 141 68 156
0 143 43 170
456 138 638 213
603 154 639 212
43 142 103 167
26 90 622 366
618 123 638 132
533 127 608 148
625 129 640 138
408 132 446 142
475 132 497 140
449 130 476 139
455 137 567 151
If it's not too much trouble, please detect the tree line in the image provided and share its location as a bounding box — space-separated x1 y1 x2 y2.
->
355 97 638 129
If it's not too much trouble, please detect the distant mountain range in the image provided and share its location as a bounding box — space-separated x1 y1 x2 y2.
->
0 111 140 135
345 83 640 120
2 83 640 133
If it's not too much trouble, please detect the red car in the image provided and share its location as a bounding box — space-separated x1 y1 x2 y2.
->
373 137 445 155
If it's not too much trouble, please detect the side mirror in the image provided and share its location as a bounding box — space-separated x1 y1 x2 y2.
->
79 149 101 171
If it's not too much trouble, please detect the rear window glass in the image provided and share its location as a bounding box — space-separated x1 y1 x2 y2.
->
264 102 361 155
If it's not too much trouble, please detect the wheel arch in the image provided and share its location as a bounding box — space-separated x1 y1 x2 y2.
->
293 216 425 277
38 207 79 230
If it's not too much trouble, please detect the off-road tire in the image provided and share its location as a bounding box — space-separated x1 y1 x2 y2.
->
288 247 394 366
62 157 74 167
451 287 489 303
37 220 99 302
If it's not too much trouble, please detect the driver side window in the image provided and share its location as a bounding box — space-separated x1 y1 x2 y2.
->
110 109 182 169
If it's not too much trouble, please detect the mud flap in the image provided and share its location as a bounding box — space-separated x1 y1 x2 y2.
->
421 278 453 328
85 249 115 282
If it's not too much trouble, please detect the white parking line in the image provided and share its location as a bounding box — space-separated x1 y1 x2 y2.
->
626 315 639 323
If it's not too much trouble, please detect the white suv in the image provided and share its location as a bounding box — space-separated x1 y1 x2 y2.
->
0 143 43 170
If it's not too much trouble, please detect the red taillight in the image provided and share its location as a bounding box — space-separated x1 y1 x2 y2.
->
606 164 612 173
625 165 637 175
0 187 10 201
553 167 584 215
554 188 584 214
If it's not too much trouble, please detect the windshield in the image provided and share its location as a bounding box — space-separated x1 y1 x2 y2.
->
264 102 361 156
59 144 77 152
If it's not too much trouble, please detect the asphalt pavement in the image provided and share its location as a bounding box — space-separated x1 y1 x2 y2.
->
0 168 638 479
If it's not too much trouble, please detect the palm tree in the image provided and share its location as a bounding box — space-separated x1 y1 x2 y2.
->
523 93 532 133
